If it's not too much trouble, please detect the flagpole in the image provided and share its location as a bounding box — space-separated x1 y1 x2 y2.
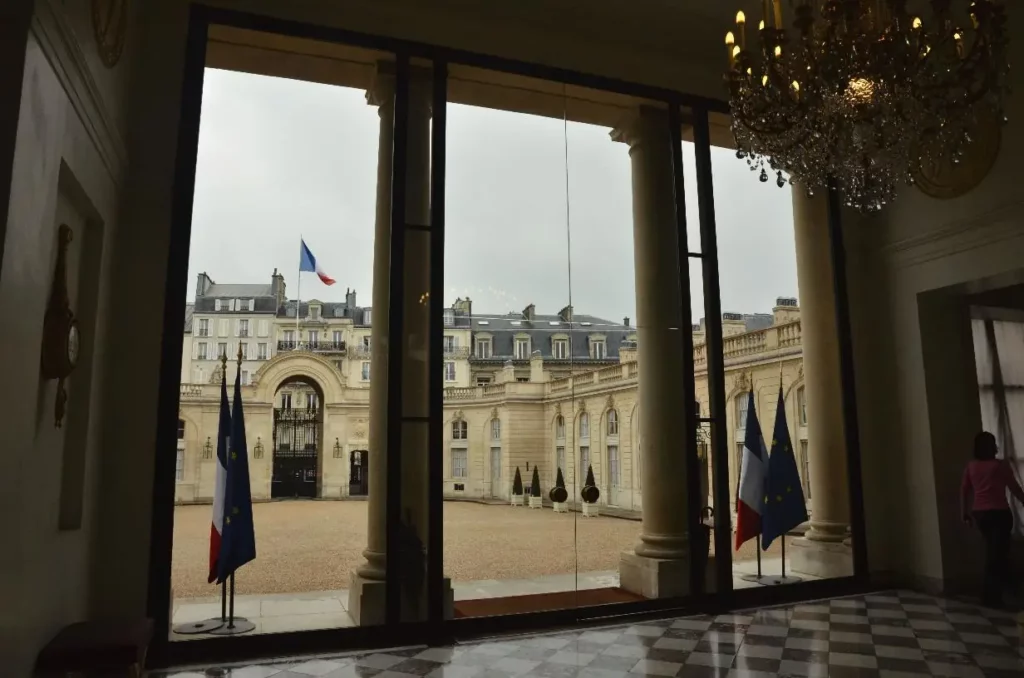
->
295 237 302 348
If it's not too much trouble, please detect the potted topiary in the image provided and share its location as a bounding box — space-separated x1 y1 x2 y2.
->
549 467 569 512
510 466 525 506
529 466 543 508
581 465 600 517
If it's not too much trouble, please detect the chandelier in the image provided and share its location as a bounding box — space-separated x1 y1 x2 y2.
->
724 0 1009 211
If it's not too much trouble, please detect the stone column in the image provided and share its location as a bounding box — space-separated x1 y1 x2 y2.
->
349 64 452 625
612 107 692 598
788 189 853 578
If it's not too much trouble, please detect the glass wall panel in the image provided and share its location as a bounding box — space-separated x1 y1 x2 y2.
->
170 32 392 638
705 111 851 588
442 66 580 616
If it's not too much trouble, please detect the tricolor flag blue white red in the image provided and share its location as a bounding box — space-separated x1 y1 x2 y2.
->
735 389 766 550
208 369 231 583
217 361 257 582
761 386 808 549
299 239 335 286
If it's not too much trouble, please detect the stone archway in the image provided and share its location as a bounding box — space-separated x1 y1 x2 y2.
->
253 353 345 499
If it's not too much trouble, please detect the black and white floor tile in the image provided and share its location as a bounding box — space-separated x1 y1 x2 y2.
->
149 591 1024 678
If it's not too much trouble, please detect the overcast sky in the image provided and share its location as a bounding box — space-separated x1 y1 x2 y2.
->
188 68 797 325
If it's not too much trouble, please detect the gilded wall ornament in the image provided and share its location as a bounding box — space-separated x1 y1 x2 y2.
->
913 108 1002 200
91 0 129 68
41 224 79 428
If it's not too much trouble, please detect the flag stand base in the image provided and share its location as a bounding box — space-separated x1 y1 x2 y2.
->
738 573 764 583
208 618 256 635
172 619 226 635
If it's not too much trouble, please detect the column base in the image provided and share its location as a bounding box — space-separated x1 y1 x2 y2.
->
619 550 690 599
789 538 854 579
347 572 455 626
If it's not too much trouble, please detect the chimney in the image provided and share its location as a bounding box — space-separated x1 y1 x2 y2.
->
722 312 746 337
623 316 630 327
619 341 638 364
271 269 286 309
523 303 536 322
772 297 800 325
530 350 547 382
558 305 574 322
347 287 357 310
498 359 517 384
454 296 472 318
196 272 214 298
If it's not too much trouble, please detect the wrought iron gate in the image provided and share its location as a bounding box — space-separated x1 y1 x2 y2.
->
272 407 320 498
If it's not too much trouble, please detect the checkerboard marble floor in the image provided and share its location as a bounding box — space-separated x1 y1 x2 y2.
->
150 591 1024 678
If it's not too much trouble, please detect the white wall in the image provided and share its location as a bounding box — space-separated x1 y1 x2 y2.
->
0 1 130 670
848 8 1024 590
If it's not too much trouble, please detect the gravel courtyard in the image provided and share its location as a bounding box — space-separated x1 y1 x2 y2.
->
172 501 778 599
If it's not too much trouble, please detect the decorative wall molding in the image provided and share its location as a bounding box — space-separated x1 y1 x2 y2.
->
31 0 127 187
879 198 1024 270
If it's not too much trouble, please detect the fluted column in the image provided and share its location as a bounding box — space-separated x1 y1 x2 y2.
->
789 189 853 577
612 106 692 598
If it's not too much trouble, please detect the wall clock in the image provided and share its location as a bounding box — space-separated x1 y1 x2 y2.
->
913 109 1002 200
91 0 128 68
41 224 80 428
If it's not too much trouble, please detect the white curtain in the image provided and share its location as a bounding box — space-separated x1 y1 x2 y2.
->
972 318 1024 536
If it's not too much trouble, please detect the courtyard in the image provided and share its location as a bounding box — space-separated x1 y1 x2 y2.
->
172 500 779 599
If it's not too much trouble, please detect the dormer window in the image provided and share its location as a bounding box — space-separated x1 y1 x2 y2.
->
443 309 454 327
364 309 372 325
552 335 569 359
310 305 321 320
589 336 607 359
515 337 530 360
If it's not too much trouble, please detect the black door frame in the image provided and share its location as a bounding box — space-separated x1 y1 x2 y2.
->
149 3 872 667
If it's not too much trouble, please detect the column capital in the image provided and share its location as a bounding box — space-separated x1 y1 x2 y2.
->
610 106 670 150
366 61 434 113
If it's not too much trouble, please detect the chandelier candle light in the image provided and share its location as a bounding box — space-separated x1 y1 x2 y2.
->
724 0 1009 211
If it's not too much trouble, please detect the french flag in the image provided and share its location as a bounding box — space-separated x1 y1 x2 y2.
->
735 389 766 551
299 239 336 286
208 368 231 582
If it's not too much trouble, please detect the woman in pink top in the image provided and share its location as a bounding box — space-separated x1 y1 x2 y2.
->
961 431 1024 607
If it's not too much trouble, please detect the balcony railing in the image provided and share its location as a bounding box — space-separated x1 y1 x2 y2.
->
180 384 203 399
277 340 347 353
443 347 471 359
350 346 371 359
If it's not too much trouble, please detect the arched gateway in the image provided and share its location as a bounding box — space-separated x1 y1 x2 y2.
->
253 353 350 499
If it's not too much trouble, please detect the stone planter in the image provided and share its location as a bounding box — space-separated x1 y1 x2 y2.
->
510 494 525 506
582 502 599 517
552 501 568 513
529 496 543 509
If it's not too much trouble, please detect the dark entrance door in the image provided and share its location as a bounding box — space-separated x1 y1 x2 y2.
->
272 407 320 498
349 449 369 496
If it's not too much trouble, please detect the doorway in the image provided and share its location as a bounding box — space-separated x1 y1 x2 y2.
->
271 407 320 498
349 449 369 496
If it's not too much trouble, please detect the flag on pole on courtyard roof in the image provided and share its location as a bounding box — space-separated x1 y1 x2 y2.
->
761 386 808 550
216 354 257 582
735 389 766 551
299 239 336 286
208 363 231 583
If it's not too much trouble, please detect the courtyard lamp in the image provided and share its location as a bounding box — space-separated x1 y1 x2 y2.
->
203 436 213 459
333 438 343 459
253 437 264 459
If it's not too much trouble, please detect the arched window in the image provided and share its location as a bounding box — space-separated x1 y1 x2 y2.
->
579 412 590 439
491 418 501 440
797 386 807 425
555 415 565 440
452 420 468 440
607 409 619 436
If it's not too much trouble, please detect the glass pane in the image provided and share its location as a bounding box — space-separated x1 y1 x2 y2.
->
706 112 843 587
443 66 579 617
171 31 392 638
566 92 698 606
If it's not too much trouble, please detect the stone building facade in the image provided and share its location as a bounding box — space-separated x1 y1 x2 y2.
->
176 273 808 518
